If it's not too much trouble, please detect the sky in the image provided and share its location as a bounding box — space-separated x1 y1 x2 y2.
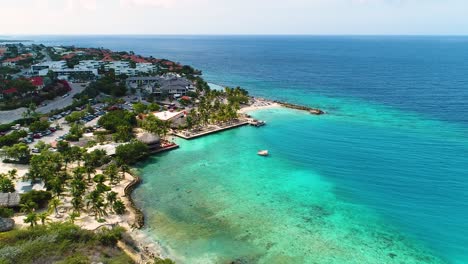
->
1 0 468 35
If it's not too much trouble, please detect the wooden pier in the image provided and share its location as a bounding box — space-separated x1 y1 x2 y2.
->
174 120 249 140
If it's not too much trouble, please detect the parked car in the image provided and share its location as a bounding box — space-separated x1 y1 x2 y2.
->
33 133 42 139
31 148 40 153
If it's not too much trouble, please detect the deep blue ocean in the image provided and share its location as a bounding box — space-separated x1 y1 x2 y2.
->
27 35 468 263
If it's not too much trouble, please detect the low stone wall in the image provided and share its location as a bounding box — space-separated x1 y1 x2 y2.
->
124 174 145 229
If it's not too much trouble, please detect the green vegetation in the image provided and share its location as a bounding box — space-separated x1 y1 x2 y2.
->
65 123 84 141
0 176 15 193
0 66 20 75
98 110 136 133
20 190 52 211
139 115 170 138
0 223 133 264
185 89 240 129
81 71 127 97
65 111 86 123
28 120 50 132
0 130 27 147
1 142 31 164
0 207 14 218
115 141 149 165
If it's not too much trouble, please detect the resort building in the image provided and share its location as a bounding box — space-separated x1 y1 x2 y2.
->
136 132 161 152
38 68 98 81
87 142 123 156
31 61 67 74
105 61 156 76
105 61 130 75
74 60 105 70
126 76 196 97
153 110 186 122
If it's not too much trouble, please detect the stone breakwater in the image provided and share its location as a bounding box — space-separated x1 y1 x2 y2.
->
124 173 145 229
273 100 325 115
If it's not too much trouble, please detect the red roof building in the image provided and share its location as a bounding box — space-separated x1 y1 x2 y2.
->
2 88 18 95
3 53 32 63
30 77 44 89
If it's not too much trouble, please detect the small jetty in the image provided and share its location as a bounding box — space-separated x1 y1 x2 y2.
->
248 119 266 127
174 120 249 140
273 100 325 115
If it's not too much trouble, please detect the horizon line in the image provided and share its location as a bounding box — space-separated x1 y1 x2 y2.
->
2 33 468 37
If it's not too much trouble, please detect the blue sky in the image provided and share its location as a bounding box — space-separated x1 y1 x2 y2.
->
1 0 468 35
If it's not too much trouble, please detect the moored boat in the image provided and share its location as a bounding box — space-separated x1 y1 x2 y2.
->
257 150 269 156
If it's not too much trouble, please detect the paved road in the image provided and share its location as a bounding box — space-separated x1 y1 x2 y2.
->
0 82 86 124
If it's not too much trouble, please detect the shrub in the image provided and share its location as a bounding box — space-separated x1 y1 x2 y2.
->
98 110 136 133
115 141 149 165
0 207 14 218
96 226 125 247
20 190 52 209
29 120 50 132
113 200 126 215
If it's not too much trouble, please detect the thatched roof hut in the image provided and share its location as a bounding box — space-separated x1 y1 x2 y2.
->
0 218 14 232
0 193 20 207
136 132 160 145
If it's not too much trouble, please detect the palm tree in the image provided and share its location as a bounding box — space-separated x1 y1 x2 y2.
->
68 211 80 224
38 212 50 225
84 163 96 183
72 166 86 180
93 174 106 184
119 164 130 180
20 201 37 214
86 190 107 220
113 200 126 215
71 197 84 213
48 198 62 216
7 169 17 180
106 191 118 209
105 164 119 185
24 212 38 227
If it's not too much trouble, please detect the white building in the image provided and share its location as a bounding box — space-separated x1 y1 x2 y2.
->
153 110 185 122
31 61 67 74
105 61 156 76
38 68 98 81
105 61 130 75
75 60 105 70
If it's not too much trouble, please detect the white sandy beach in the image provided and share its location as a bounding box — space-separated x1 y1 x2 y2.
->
238 99 282 114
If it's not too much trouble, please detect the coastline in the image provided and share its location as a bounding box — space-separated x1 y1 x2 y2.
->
238 98 282 114
126 97 325 263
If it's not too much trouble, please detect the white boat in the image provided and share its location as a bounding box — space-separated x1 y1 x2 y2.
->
258 150 269 156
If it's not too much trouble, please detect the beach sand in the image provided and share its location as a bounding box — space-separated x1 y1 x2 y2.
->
238 99 282 114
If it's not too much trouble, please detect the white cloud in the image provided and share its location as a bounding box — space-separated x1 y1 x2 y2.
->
120 0 176 8
64 0 97 10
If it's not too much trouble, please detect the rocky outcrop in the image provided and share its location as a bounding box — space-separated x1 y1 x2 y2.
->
274 101 325 115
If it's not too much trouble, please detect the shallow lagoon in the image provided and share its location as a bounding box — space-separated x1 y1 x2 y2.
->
134 106 467 263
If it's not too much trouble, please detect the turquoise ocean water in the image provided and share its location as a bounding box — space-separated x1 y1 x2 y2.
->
27 36 468 263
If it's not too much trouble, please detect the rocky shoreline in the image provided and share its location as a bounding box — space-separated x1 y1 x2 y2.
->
124 172 145 229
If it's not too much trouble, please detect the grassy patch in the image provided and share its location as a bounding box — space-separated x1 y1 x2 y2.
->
0 223 134 264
